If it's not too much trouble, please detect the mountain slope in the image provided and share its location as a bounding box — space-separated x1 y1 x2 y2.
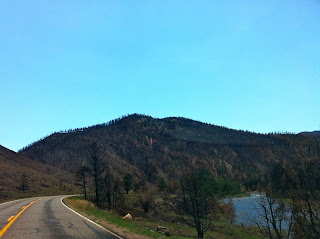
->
20 114 320 190
0 145 74 202
299 131 320 137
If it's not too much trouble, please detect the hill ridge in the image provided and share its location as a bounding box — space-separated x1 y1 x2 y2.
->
19 114 320 191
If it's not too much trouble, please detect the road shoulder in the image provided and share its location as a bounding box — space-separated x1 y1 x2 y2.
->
61 196 144 239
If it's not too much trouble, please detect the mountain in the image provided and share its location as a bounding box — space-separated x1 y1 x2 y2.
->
299 131 320 137
0 145 74 202
20 114 320 190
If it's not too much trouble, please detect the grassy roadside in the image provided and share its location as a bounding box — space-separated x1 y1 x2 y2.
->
63 196 264 239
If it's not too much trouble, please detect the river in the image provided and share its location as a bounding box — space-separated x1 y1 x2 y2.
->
222 193 268 227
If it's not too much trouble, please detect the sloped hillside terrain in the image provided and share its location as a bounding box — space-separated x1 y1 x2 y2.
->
0 145 74 202
20 114 320 189
300 130 320 137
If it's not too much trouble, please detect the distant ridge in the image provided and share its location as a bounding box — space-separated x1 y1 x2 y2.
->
299 131 320 137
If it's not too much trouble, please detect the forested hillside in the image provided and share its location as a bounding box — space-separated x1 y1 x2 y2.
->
20 114 320 190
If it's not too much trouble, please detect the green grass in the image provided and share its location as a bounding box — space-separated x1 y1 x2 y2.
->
64 196 264 239
64 196 163 238
88 208 162 238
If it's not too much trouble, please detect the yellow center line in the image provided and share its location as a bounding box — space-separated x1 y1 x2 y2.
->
7 216 14 222
0 198 45 237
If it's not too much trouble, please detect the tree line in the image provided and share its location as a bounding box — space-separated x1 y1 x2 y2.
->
18 114 147 153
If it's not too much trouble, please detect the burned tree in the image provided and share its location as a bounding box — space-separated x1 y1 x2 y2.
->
255 190 294 239
104 164 122 210
75 163 89 200
87 141 106 207
257 157 320 239
177 167 217 238
290 159 320 239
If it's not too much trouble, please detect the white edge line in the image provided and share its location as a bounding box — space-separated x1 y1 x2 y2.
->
61 196 124 239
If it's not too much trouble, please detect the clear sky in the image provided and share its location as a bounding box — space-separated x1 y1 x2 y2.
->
1 0 320 151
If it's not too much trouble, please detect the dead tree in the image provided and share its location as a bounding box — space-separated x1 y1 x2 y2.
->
177 167 217 238
75 164 88 200
255 190 293 239
87 141 106 207
291 159 320 239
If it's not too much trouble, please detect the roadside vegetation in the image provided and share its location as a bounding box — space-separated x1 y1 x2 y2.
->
69 136 320 239
68 141 263 238
64 195 263 239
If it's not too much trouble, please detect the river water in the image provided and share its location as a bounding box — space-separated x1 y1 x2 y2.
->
222 193 266 227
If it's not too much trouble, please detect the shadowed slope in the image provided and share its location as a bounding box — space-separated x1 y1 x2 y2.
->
0 145 74 202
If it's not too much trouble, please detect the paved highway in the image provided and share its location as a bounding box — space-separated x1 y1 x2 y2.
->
0 196 121 239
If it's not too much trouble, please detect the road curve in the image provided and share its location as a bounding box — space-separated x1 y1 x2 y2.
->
0 196 120 239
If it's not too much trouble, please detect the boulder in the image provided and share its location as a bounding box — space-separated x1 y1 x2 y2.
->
156 226 171 236
123 213 133 220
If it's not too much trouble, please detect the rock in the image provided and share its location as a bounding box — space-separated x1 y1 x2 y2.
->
156 226 171 236
123 213 133 220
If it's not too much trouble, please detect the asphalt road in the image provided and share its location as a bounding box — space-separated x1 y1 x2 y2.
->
0 196 120 239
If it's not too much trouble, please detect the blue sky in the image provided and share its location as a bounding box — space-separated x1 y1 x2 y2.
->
1 0 320 151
